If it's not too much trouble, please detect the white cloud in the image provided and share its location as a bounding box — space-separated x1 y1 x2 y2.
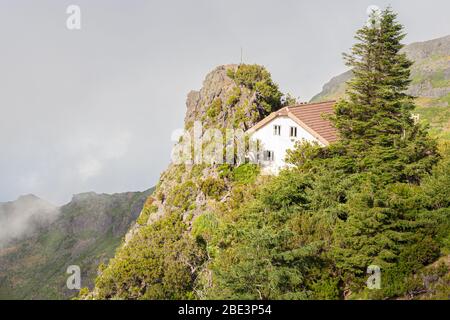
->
77 156 102 181
18 172 41 190
0 195 59 247
102 131 132 160
70 130 132 181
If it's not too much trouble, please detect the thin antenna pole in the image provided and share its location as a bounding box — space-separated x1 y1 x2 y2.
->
240 47 243 65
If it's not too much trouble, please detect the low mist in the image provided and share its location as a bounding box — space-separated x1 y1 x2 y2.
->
0 195 59 248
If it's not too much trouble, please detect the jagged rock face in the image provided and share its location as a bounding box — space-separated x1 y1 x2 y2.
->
122 66 243 241
110 63 284 265
402 35 450 61
310 35 450 139
134 64 283 227
185 65 237 127
404 35 450 99
184 64 274 131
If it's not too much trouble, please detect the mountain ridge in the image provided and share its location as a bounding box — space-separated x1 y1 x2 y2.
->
310 34 450 140
0 188 154 299
0 194 58 247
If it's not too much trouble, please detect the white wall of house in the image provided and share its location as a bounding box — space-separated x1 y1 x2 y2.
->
249 116 323 174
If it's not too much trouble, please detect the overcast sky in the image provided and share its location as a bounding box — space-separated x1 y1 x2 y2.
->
0 0 449 204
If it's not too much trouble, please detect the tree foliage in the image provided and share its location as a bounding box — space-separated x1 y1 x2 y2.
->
94 213 206 300
228 64 283 115
202 8 449 300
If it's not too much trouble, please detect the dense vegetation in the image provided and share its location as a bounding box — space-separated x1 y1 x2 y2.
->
201 9 449 299
93 212 206 299
88 9 450 300
204 143 450 299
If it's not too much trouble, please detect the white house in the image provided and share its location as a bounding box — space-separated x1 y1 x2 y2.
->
247 101 338 174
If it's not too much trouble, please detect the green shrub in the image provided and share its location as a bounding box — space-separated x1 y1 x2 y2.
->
233 105 247 128
228 64 282 116
200 177 226 200
398 238 441 273
190 164 205 178
218 164 232 179
232 163 260 184
226 87 241 106
231 64 270 89
137 204 158 226
192 212 219 243
310 277 341 300
206 99 222 119
168 180 197 210
94 213 206 300
226 68 235 79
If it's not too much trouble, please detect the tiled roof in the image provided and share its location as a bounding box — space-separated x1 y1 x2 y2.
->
247 101 338 145
288 101 338 144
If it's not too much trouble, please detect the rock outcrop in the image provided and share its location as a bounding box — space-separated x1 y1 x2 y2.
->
89 64 285 299
122 64 284 245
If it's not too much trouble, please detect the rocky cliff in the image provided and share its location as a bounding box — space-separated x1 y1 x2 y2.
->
88 64 286 299
120 64 284 246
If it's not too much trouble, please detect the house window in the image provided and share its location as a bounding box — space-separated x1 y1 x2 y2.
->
263 150 274 162
273 125 281 136
290 126 297 137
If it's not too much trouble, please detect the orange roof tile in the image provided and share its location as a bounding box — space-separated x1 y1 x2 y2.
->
288 101 338 144
248 101 338 145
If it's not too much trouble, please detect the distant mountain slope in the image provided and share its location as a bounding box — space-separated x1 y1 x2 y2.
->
0 189 153 300
0 195 58 246
311 35 450 140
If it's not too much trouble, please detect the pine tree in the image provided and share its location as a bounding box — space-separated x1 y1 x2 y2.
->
326 8 442 288
330 7 438 184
